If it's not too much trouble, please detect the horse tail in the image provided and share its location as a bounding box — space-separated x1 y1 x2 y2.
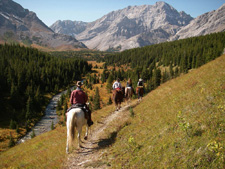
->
68 111 77 148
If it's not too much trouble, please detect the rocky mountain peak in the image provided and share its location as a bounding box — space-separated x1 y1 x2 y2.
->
0 0 29 17
71 1 193 51
171 3 225 41
51 2 225 51
0 0 87 50
50 20 88 37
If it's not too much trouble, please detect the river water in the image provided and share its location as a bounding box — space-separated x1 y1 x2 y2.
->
18 88 74 144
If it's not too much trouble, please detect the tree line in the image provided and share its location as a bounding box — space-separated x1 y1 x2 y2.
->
103 32 225 93
0 44 92 129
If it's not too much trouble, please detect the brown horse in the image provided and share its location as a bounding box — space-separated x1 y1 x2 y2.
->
112 87 124 111
125 87 133 105
136 87 144 102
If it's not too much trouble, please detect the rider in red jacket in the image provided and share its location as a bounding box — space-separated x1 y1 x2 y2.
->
70 81 93 126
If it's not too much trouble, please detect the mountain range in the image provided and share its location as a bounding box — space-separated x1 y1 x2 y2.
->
51 1 225 51
0 0 224 51
0 0 86 50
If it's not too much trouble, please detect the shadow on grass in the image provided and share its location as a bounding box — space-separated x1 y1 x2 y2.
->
97 131 117 149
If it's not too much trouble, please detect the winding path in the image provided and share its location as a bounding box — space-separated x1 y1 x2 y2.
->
63 104 132 169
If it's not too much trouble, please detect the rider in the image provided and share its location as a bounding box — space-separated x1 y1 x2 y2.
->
70 81 93 126
137 78 144 99
112 78 122 90
125 78 134 97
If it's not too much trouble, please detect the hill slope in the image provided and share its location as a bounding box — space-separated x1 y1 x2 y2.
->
0 54 224 168
102 54 225 168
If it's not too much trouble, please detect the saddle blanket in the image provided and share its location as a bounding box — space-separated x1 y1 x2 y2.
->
67 103 88 113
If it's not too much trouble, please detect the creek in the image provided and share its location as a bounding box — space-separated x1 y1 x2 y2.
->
18 87 74 144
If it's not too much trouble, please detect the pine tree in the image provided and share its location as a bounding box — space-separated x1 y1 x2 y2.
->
26 96 32 120
93 87 101 110
153 68 161 89
107 96 112 105
106 73 114 93
9 119 17 129
8 133 15 147
63 100 68 116
31 129 36 138
51 121 54 130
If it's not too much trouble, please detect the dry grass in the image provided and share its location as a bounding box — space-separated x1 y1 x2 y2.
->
0 126 66 168
101 54 225 168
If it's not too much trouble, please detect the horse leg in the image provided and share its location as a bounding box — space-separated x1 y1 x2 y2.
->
84 125 89 140
77 126 82 148
66 126 69 153
115 101 119 111
125 88 128 98
66 114 72 154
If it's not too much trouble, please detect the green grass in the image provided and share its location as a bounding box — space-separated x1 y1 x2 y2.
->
0 54 224 168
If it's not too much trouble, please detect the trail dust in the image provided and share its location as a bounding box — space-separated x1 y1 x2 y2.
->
63 102 137 169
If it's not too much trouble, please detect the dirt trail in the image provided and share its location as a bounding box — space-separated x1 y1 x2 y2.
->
63 104 132 169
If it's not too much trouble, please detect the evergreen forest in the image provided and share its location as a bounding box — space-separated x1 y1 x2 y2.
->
103 32 225 92
0 44 92 129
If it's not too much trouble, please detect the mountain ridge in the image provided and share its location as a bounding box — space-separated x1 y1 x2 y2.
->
51 1 225 51
0 0 87 50
65 1 193 51
171 3 225 41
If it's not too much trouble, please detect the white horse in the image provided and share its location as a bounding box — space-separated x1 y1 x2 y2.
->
66 108 89 154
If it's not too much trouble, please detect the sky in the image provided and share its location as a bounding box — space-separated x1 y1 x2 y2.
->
13 0 225 26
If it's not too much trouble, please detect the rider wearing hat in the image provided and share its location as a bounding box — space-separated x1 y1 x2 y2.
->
137 78 144 99
137 78 143 87
70 81 93 126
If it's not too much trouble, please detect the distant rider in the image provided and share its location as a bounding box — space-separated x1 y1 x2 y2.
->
112 78 122 90
137 78 144 99
125 78 135 97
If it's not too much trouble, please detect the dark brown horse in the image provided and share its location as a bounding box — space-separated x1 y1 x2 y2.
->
112 87 124 111
136 87 144 102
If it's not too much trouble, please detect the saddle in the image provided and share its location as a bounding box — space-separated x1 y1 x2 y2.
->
67 103 89 118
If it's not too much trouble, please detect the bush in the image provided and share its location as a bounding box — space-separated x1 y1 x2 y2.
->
8 133 15 147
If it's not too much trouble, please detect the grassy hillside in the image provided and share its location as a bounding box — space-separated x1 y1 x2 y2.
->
102 54 225 168
0 54 224 168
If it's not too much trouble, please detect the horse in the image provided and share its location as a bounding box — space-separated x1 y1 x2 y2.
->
125 87 133 105
136 87 144 102
66 108 89 154
112 87 124 111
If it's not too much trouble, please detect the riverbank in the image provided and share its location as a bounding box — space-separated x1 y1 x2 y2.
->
17 86 75 144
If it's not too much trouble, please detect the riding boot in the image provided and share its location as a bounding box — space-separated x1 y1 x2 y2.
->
87 110 94 126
